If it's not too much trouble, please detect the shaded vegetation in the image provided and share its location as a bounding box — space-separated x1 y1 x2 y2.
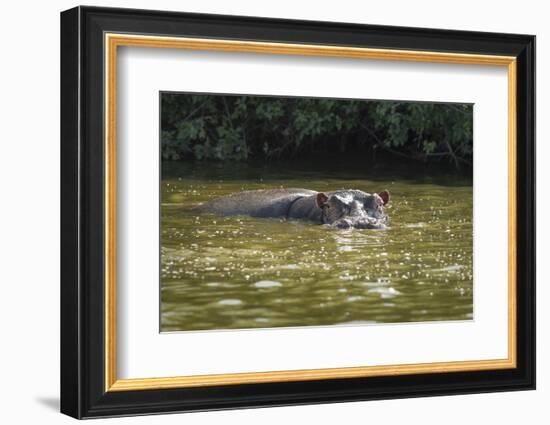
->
161 93 473 169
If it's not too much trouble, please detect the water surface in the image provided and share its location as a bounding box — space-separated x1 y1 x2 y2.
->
161 160 473 332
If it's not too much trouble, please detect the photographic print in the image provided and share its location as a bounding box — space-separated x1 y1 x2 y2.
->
160 92 474 332
61 8 535 417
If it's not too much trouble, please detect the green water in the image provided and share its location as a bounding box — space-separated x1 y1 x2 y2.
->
160 160 473 332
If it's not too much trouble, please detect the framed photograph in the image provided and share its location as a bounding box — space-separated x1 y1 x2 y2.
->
60 6 535 419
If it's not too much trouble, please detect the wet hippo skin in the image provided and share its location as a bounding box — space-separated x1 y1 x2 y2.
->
195 188 390 229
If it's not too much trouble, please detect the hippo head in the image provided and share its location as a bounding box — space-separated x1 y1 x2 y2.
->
316 189 390 229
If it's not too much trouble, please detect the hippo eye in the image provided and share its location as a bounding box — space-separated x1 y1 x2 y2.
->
364 198 379 209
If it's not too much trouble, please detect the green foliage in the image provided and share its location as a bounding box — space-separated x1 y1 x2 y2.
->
161 93 473 168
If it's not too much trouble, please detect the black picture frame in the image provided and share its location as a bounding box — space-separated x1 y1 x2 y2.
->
60 5 535 419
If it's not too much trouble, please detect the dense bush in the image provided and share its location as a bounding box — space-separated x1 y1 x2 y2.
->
161 93 472 169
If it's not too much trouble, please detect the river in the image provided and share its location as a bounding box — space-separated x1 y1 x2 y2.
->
160 159 473 332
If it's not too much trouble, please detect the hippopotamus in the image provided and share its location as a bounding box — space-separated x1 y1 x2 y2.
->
195 188 390 229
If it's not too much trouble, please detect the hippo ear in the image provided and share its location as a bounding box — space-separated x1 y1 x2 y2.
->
316 192 329 208
378 190 390 205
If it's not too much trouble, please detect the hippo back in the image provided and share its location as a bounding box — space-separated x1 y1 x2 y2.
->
195 188 317 218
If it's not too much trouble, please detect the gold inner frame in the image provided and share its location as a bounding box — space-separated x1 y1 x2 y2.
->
104 33 517 392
